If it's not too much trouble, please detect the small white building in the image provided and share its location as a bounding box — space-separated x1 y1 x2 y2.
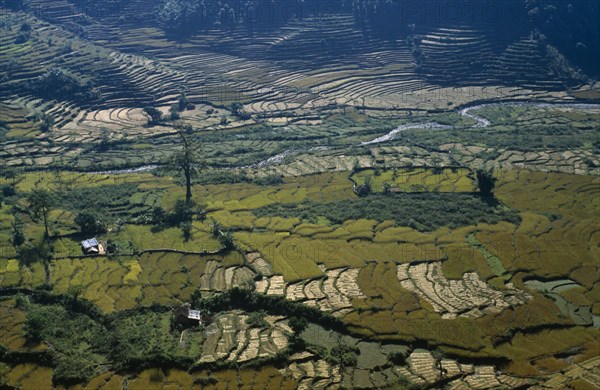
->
81 238 105 255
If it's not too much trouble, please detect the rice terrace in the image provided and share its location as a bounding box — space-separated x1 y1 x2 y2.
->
0 0 599 389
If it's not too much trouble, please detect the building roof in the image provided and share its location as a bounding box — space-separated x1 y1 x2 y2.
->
81 238 99 249
188 309 202 320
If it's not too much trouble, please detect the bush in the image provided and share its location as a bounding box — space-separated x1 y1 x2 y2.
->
194 376 218 386
25 68 96 103
169 105 180 120
143 106 163 125
74 212 107 235
180 221 192 241
354 176 372 197
328 345 358 367
246 311 268 328
388 351 407 365
253 193 520 232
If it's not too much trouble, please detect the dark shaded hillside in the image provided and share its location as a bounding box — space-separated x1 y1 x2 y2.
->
54 0 598 84
115 0 598 80
526 0 600 78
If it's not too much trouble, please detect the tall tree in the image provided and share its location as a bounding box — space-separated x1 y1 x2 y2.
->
476 169 496 198
27 189 54 237
172 133 202 205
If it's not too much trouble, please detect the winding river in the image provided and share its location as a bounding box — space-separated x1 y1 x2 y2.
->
90 101 600 174
362 101 600 146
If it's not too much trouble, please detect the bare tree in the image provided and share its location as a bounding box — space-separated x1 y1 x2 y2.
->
172 133 202 205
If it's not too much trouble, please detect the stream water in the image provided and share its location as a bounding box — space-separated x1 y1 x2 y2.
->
362 101 600 145
88 101 600 173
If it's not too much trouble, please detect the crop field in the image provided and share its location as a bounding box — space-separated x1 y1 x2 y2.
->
351 167 476 193
1 1 599 388
1 163 599 388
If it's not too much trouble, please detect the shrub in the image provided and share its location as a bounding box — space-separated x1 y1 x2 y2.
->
25 68 96 103
253 193 521 232
74 212 107 235
143 106 163 125
169 105 180 120
180 221 192 241
246 310 268 328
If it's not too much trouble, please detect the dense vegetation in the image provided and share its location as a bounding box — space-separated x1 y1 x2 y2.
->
19 298 191 384
57 184 153 221
152 0 598 79
253 193 520 231
7 286 345 385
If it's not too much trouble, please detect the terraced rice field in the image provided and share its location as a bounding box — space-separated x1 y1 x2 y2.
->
1 1 599 388
48 252 250 312
198 311 290 364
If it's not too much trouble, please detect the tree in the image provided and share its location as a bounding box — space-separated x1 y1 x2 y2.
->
178 89 189 111
1 166 19 185
230 102 250 120
382 182 392 195
74 212 107 235
27 189 54 237
230 102 243 115
476 169 496 198
180 221 192 241
172 133 202 205
36 112 55 133
169 105 180 120
354 176 372 197
143 106 162 125
11 215 25 247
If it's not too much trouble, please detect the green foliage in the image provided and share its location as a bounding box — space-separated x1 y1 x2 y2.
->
476 169 496 198
194 376 218 385
354 175 372 197
171 134 202 203
230 102 250 120
180 220 192 241
11 215 25 247
169 105 180 120
74 212 107 235
254 193 520 232
382 182 392 195
58 184 152 221
20 298 196 384
289 316 308 334
388 351 407 365
27 189 55 237
217 230 234 250
24 68 96 103
178 89 189 111
24 304 109 383
143 107 163 125
329 345 358 367
156 0 203 32
18 241 53 266
190 288 346 332
246 310 268 328
35 112 55 133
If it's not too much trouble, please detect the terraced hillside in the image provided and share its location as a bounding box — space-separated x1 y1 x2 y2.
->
0 1 599 389
1 1 597 172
